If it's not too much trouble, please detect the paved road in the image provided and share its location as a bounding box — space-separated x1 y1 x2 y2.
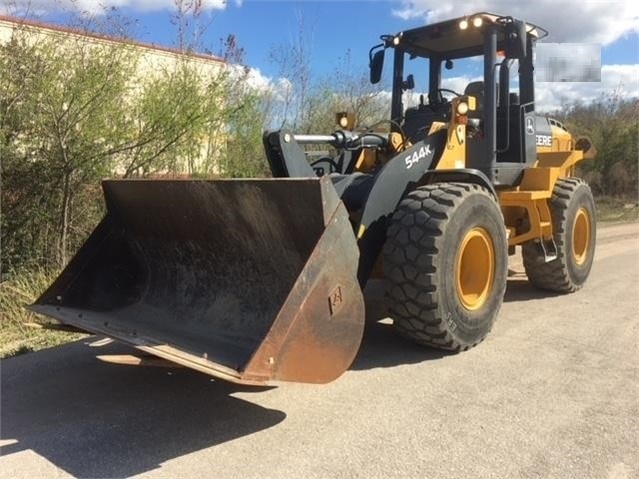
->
1 222 637 479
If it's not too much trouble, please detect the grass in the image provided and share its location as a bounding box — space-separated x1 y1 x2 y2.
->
595 196 639 223
0 268 87 359
1 195 636 360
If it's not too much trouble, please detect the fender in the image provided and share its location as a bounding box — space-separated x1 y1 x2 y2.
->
419 168 497 199
356 129 447 284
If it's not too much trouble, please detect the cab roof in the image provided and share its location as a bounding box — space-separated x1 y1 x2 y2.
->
388 12 548 60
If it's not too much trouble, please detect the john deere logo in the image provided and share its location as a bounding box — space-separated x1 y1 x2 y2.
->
526 117 535 135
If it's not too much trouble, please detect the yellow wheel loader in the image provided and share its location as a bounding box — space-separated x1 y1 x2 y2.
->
32 13 596 385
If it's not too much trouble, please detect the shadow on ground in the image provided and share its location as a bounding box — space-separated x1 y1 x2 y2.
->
0 339 285 478
352 275 562 371
352 280 451 370
504 272 563 303
350 320 450 370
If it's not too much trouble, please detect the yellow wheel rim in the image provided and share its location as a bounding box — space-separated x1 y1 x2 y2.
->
455 227 495 311
572 207 591 265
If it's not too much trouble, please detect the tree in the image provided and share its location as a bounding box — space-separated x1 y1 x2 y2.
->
298 50 389 134
267 9 313 130
267 15 389 136
0 16 268 273
550 91 638 197
1 28 137 268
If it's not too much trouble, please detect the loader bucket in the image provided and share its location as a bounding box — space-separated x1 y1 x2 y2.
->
31 176 365 385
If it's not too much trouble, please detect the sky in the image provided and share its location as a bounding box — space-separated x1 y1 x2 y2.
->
3 0 639 111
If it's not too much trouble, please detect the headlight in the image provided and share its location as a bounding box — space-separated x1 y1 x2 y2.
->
473 17 483 28
339 116 349 128
457 102 469 115
459 19 468 30
392 36 401 46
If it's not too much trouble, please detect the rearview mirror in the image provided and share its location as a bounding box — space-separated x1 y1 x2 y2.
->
402 74 415 91
369 49 385 84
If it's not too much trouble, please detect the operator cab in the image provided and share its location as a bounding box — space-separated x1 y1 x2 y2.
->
369 12 548 187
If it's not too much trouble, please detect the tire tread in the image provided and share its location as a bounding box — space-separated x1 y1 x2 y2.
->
383 183 501 351
522 178 594 293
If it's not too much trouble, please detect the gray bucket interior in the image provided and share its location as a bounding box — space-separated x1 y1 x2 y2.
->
33 179 331 371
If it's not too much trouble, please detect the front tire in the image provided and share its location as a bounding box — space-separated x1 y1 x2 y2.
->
522 178 596 292
383 183 508 351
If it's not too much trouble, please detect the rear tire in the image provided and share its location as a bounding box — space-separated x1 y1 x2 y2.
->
522 178 596 292
383 183 508 351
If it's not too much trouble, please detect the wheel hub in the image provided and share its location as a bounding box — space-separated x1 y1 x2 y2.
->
572 207 591 265
455 227 495 311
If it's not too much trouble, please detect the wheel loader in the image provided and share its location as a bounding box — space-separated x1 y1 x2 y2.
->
32 12 597 385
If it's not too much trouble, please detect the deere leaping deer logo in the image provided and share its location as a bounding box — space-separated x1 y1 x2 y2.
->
526 117 535 135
